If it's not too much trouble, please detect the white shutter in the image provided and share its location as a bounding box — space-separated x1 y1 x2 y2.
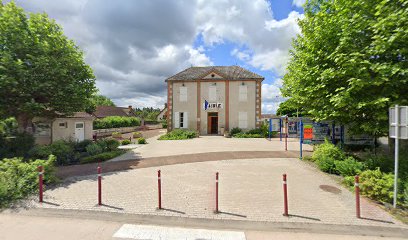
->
174 112 180 128
180 87 187 102
239 112 248 129
209 86 216 101
239 85 247 102
183 112 188 128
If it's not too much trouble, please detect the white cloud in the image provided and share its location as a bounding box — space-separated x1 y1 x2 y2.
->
292 0 306 8
261 79 286 113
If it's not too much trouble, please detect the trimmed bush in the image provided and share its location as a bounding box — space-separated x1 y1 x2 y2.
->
138 137 146 144
162 121 168 129
0 155 57 207
93 116 140 129
80 150 126 164
334 156 365 177
158 129 197 140
86 143 103 156
121 139 131 145
74 139 93 152
230 127 242 136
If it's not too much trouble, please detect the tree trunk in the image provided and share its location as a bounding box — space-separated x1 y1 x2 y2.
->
16 114 33 134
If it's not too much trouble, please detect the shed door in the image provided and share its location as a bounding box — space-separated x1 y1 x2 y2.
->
75 122 85 142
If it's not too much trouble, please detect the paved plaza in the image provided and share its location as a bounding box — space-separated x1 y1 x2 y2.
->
27 157 404 228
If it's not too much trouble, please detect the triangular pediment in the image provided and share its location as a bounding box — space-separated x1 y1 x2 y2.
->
202 72 224 79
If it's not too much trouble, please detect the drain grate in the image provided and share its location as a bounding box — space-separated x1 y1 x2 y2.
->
319 185 342 194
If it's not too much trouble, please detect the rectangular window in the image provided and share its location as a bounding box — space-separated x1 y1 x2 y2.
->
59 122 67 128
209 85 216 101
179 112 184 128
180 86 187 102
238 112 248 129
239 85 247 102
175 112 188 129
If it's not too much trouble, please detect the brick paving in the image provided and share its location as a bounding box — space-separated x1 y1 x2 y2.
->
28 158 405 228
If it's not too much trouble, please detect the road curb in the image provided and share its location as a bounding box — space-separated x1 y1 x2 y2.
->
5 208 408 238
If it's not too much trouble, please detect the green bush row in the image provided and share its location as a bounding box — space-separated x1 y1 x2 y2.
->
311 139 408 206
0 155 57 208
29 139 121 165
158 129 197 140
230 124 276 138
93 116 140 129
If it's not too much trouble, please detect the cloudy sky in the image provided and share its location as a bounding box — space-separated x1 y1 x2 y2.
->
15 0 305 113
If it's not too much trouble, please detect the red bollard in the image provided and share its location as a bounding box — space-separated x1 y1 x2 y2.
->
283 174 288 216
215 172 219 213
355 175 360 218
97 166 102 206
158 170 162 209
38 166 43 203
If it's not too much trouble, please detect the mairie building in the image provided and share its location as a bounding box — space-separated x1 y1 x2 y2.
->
165 66 264 135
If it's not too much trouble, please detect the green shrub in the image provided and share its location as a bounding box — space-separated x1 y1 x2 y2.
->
0 133 35 159
74 139 93 152
312 139 345 173
111 132 122 138
403 181 408 207
105 139 120 151
233 132 263 138
133 132 142 138
158 129 197 140
80 150 125 164
162 121 168 129
121 139 131 145
96 139 108 151
138 137 146 144
0 155 57 208
93 116 140 129
49 140 79 165
86 143 103 156
230 127 242 136
344 168 396 204
334 157 365 177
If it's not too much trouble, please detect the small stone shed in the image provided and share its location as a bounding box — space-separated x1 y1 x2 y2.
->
33 112 94 145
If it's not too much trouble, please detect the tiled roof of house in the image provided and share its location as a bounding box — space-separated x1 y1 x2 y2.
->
166 66 264 81
70 112 94 118
93 106 133 118
261 114 277 119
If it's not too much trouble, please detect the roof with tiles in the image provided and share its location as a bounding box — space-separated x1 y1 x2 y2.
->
166 66 264 81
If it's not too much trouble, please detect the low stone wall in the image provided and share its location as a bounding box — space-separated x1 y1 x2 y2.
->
93 126 143 138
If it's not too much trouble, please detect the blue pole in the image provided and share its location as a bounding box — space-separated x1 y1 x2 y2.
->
300 119 303 160
269 118 272 140
279 119 282 141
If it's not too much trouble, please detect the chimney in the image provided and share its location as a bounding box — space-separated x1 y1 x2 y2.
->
128 105 132 110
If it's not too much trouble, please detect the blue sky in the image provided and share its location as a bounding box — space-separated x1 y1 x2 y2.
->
15 0 305 113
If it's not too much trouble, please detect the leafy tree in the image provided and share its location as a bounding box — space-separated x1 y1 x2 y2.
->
0 1 96 132
282 0 408 136
91 95 116 107
276 99 304 117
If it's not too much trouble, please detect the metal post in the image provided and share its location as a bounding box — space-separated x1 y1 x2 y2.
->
215 172 219 213
158 170 162 209
38 166 43 203
269 118 272 140
97 166 102 206
355 175 361 218
394 104 399 208
280 119 282 141
300 120 303 160
283 174 288 216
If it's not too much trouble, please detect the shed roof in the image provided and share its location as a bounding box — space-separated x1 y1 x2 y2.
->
93 106 131 118
166 66 264 81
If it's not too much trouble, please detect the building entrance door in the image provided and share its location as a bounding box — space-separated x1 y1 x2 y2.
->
207 112 218 134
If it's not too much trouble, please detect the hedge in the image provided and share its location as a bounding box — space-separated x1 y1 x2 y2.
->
93 116 141 129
